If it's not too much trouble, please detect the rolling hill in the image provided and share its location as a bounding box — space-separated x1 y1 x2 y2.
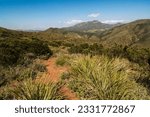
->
35 28 101 42
0 19 150 48
99 19 150 47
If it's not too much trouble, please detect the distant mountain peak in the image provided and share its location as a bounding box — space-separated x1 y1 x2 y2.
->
89 20 100 23
62 20 120 32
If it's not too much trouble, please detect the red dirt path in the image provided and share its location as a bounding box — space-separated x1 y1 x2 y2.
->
43 58 78 100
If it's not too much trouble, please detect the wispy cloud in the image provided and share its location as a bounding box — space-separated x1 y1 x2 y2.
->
102 20 125 24
65 19 83 25
88 13 100 18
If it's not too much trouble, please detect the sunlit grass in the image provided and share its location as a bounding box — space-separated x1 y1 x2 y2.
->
68 55 149 100
11 79 63 100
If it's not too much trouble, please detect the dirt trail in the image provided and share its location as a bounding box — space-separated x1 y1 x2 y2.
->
42 58 78 100
44 58 68 83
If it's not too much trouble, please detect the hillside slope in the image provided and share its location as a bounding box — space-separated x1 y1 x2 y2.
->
100 19 150 47
1 19 150 48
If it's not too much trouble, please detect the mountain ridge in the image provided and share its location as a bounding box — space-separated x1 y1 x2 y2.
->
99 19 150 47
62 20 122 33
0 19 150 47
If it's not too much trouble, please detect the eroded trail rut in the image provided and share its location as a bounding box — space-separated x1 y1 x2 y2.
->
43 58 78 100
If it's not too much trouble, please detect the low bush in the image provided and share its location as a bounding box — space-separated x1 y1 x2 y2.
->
49 41 62 47
0 39 53 66
56 55 70 66
61 72 71 80
56 57 67 66
68 43 150 66
68 43 104 55
126 47 150 65
0 60 47 87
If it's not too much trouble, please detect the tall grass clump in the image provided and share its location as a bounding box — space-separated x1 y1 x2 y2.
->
69 55 149 100
0 59 47 88
11 79 63 100
56 54 71 66
0 86 14 100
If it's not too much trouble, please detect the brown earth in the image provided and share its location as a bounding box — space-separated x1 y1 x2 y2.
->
42 57 78 100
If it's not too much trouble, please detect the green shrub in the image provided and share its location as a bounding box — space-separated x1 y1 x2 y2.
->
126 47 150 65
80 43 89 49
0 47 20 65
56 55 70 66
105 44 125 57
56 58 67 66
68 45 82 53
0 39 53 66
0 60 47 87
61 72 71 80
68 43 103 55
68 43 150 66
49 41 62 47
62 42 75 47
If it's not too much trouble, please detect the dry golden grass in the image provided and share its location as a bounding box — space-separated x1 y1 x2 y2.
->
11 78 63 100
68 55 149 100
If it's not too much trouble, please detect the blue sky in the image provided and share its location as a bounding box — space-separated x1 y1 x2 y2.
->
0 0 150 30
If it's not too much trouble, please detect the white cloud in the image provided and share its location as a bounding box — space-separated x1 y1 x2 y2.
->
88 13 100 18
102 20 125 24
65 19 83 25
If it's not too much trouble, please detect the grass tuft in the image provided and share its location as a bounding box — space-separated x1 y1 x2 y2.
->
11 79 63 100
68 55 149 100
